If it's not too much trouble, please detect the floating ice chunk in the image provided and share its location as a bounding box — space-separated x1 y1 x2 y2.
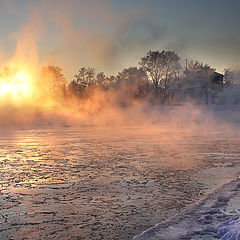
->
204 208 220 214
199 214 213 224
217 195 229 203
211 195 229 208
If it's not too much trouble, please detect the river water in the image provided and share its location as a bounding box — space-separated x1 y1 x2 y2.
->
0 124 240 239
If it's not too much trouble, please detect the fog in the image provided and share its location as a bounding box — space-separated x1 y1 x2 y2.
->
0 0 239 137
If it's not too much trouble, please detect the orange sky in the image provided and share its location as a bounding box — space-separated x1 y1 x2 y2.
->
0 0 239 81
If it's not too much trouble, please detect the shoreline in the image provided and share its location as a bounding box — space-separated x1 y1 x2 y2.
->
133 170 240 240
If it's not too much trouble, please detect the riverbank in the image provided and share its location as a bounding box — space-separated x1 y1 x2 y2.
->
133 168 240 240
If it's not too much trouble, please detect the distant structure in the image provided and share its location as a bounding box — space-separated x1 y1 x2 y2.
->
210 72 224 90
167 66 224 105
183 59 189 78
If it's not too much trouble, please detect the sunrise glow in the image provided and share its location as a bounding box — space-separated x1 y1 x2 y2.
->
0 69 34 102
0 1 240 240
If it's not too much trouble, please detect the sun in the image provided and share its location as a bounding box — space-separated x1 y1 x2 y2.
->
0 69 34 101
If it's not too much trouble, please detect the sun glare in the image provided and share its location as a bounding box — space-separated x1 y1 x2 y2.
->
0 69 33 101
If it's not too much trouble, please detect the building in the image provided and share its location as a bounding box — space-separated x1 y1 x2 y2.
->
167 72 224 105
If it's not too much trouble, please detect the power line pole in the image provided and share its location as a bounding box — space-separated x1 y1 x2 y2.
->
205 69 208 105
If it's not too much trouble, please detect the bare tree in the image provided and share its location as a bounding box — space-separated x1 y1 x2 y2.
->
139 50 180 101
187 60 215 83
39 65 67 99
224 68 240 86
116 67 149 98
96 72 107 90
69 67 95 97
185 60 216 104
96 72 116 90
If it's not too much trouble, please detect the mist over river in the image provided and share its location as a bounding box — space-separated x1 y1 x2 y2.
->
0 122 240 239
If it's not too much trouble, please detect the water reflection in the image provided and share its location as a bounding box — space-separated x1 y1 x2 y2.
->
0 125 240 239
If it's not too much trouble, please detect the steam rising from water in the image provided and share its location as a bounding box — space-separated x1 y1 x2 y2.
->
0 0 239 138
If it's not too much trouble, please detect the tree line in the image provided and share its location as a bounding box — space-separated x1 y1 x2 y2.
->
26 50 239 105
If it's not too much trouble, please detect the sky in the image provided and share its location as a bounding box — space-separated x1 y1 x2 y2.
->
0 0 240 80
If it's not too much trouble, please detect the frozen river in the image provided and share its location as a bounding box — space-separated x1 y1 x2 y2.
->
0 123 240 239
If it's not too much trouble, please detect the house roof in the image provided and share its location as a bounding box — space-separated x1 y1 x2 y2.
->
213 71 223 77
